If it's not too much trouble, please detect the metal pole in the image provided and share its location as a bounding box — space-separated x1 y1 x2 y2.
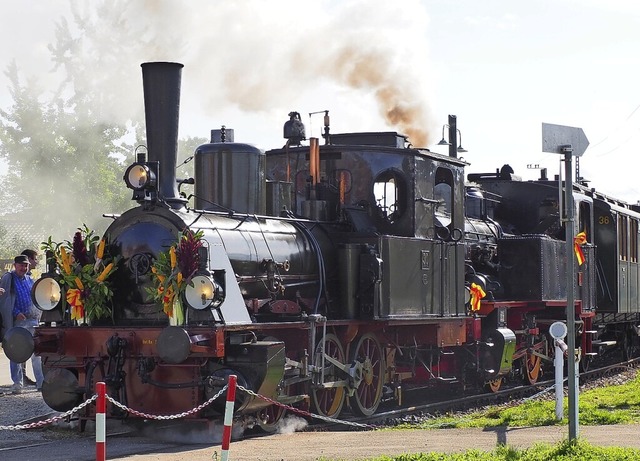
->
555 340 565 420
448 115 457 158
96 381 106 461
555 342 563 420
221 375 237 461
563 148 579 440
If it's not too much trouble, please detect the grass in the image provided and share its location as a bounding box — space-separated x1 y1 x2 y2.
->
347 440 640 460
396 370 640 429
343 371 640 460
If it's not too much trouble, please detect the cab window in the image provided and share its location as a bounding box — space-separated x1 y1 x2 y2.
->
373 170 406 224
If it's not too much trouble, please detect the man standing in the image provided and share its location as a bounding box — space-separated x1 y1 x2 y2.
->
20 249 39 386
0 255 44 393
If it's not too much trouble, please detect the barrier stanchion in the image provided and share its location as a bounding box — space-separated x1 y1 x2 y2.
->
221 375 237 461
96 382 106 461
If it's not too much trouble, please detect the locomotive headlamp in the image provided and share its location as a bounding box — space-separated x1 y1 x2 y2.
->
124 162 156 191
182 246 225 312
32 276 62 311
184 275 217 310
32 250 62 312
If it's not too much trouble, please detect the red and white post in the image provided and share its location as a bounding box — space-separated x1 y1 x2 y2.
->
96 381 106 461
220 375 237 461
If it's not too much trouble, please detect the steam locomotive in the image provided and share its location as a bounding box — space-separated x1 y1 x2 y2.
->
3 62 640 432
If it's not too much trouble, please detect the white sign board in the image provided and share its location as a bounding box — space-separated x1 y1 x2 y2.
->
542 123 589 157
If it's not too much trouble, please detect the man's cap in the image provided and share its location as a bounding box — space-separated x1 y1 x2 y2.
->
14 255 30 265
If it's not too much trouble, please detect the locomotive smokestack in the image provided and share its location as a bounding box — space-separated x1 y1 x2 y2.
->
141 62 186 208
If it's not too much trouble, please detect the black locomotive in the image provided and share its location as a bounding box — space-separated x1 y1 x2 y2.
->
3 61 639 432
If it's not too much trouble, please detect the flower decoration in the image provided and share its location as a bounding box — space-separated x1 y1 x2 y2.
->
42 225 119 322
146 229 204 324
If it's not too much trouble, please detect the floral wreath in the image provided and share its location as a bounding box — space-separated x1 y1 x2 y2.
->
42 225 119 322
146 229 204 324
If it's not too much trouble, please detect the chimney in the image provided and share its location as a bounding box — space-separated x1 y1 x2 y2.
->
141 62 186 208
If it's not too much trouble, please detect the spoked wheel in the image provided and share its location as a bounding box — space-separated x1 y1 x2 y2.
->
349 333 385 416
256 399 287 433
484 377 502 393
523 351 542 385
311 333 346 419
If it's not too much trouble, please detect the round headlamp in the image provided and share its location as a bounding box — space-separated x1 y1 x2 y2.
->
32 276 62 311
184 275 217 310
124 163 156 191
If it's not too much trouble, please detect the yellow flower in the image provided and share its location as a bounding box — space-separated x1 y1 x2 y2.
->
97 263 114 282
75 277 84 290
170 246 177 269
60 247 72 275
96 239 106 260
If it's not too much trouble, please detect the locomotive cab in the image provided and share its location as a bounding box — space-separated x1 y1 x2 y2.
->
265 131 468 319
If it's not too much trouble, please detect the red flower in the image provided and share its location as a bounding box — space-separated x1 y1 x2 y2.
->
176 230 203 279
72 231 90 266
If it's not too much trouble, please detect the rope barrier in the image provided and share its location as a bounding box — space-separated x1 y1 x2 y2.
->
1 378 377 461
0 394 97 431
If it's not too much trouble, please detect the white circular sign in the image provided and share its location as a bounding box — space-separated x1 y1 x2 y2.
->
549 321 568 340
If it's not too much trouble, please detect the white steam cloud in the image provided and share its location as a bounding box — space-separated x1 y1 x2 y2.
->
65 0 435 146
0 0 435 240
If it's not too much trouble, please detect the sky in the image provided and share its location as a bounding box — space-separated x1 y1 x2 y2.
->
2 0 640 203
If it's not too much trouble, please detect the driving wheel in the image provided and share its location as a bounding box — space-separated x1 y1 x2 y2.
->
349 333 384 416
311 333 346 418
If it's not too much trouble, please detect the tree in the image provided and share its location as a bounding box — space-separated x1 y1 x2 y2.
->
0 221 39 260
0 1 208 254
0 60 133 240
0 2 144 244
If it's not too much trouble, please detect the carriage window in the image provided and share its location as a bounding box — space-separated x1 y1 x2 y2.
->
619 215 628 261
578 200 592 242
373 170 405 223
631 219 638 263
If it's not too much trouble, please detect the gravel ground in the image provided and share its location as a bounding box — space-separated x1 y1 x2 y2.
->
0 349 79 450
0 382 70 448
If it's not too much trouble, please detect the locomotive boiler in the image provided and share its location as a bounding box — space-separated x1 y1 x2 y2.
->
5 60 640 433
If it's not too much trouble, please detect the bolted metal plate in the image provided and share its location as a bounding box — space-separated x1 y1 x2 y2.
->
157 326 191 364
41 368 83 412
2 327 35 363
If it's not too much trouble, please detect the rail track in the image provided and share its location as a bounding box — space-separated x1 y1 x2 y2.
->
308 356 640 430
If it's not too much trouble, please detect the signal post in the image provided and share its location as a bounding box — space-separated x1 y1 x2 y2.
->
542 122 589 441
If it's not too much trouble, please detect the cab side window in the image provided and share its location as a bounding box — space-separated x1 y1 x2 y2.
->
373 170 406 224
